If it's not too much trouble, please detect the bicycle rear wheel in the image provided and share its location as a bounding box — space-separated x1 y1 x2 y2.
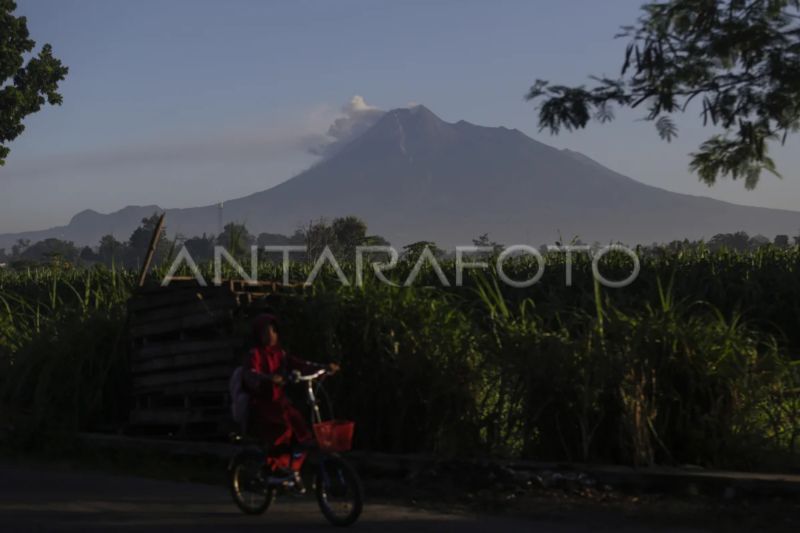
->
315 454 363 526
229 450 275 515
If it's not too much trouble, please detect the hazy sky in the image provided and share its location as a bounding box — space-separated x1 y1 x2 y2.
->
3 0 800 233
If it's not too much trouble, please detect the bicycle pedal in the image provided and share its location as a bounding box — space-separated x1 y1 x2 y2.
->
282 486 306 497
266 475 294 487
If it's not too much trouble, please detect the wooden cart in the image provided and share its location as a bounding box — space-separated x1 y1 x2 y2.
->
126 278 304 439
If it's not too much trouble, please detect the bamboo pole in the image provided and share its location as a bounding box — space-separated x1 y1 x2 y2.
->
137 213 167 287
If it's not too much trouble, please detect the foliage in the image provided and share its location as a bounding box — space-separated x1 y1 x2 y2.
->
257 230 304 247
331 216 368 258
98 235 125 266
401 241 444 260
182 233 216 263
1 246 798 469
216 222 254 258
472 233 504 255
526 0 800 188
301 216 385 261
127 213 169 268
11 238 29 257
266 246 800 467
0 0 68 165
18 238 80 265
775 234 791 247
0 267 133 444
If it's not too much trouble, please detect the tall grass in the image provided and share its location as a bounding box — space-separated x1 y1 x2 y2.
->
0 266 134 445
1 247 798 468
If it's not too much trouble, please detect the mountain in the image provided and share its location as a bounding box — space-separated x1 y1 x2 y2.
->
0 205 163 252
2 105 800 250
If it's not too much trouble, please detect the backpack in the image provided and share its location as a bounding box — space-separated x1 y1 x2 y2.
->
229 366 250 429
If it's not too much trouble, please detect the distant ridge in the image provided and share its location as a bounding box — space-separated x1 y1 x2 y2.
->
2 105 799 249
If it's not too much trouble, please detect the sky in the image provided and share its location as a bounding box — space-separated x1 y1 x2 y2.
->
3 0 800 233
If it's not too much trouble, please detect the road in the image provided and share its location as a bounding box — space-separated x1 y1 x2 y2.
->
0 462 707 532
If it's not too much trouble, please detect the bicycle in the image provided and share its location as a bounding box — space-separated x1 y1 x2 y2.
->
228 368 364 527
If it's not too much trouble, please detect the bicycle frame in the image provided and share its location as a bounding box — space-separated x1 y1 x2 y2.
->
229 367 363 526
290 368 328 426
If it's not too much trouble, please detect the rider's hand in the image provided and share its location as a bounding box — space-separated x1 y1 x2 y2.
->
271 374 285 385
328 362 340 374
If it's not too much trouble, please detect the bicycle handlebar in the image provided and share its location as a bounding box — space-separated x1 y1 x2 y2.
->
289 368 328 383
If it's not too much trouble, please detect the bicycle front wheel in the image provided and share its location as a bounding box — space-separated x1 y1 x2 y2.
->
315 454 363 526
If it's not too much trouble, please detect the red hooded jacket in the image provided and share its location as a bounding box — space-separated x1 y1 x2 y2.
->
246 314 317 465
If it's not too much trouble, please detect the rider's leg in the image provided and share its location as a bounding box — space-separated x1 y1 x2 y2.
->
265 427 293 471
283 402 312 471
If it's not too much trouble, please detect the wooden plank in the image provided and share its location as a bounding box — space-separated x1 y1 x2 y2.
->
127 286 235 313
128 290 231 313
133 364 232 389
127 280 305 316
128 309 234 338
231 280 305 292
140 276 197 287
135 277 218 293
132 349 236 374
132 379 230 397
164 379 229 394
129 407 227 426
231 280 266 291
129 296 237 325
133 338 241 361
239 282 277 293
137 213 166 288
234 291 275 300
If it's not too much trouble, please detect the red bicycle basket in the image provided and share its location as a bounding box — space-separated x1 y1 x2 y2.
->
313 420 355 452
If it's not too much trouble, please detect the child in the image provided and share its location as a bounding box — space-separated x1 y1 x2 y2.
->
243 313 339 482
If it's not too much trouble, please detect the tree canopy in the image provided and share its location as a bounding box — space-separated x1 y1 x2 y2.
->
302 216 381 259
128 213 170 267
1 0 68 166
216 222 255 257
526 0 800 189
18 237 79 264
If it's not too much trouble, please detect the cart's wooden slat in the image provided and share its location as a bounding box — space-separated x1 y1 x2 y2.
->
126 278 309 438
132 379 230 397
127 287 235 313
129 407 228 425
134 364 233 389
133 338 241 360
128 309 234 338
132 349 236 374
129 297 237 325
